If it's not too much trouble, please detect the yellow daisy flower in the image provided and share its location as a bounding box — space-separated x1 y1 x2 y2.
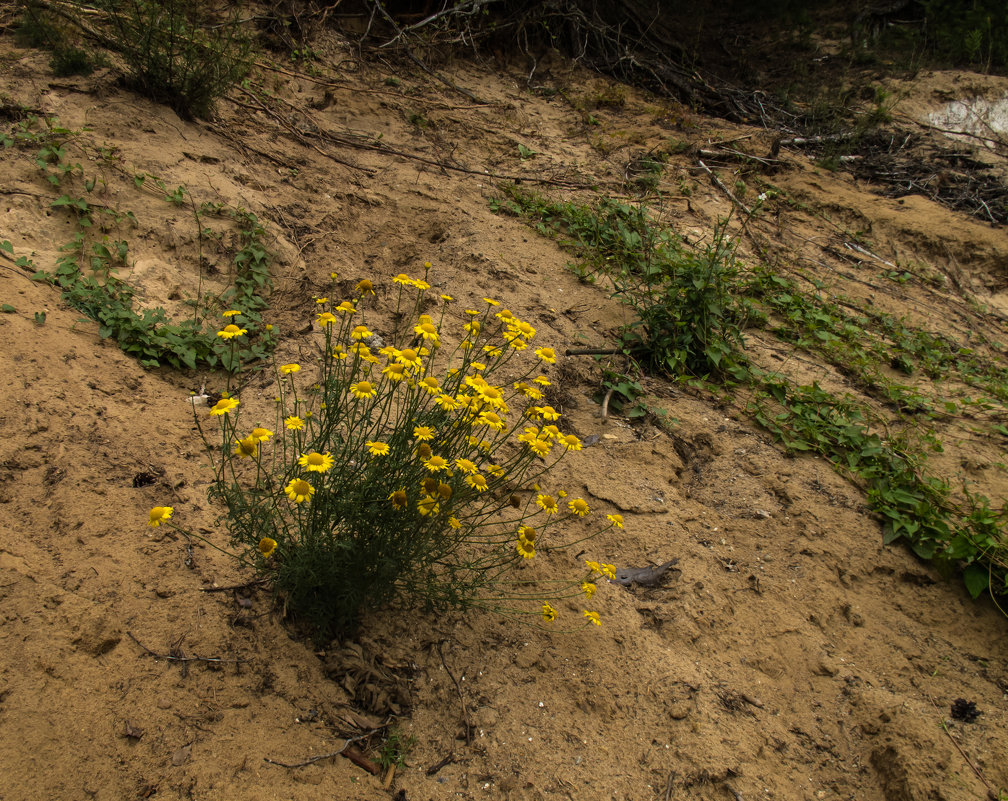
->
211 397 240 415
415 442 432 461
542 603 557 622
413 321 440 345
280 363 301 374
222 309 242 318
535 405 561 422
367 441 390 456
351 325 372 340
568 497 589 516
583 610 601 626
355 278 375 295
417 495 440 516
315 297 328 304
413 425 435 441
466 473 488 492
516 538 535 559
560 434 582 451
601 563 616 580
536 493 558 514
217 324 247 339
585 559 601 574
251 427 273 443
454 458 477 475
535 347 557 364
382 362 406 382
335 300 356 315
440 293 454 302
518 525 536 544
316 311 338 327
234 435 259 459
285 415 304 430
483 297 499 306
607 513 624 529
435 394 461 412
298 451 334 473
424 455 449 472
397 348 422 370
284 478 314 504
582 581 596 599
148 506 173 527
258 537 277 558
477 411 505 432
389 490 407 510
528 438 551 458
419 376 440 395
393 273 413 286
350 381 376 399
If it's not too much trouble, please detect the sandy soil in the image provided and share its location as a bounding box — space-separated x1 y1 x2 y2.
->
1 26 1006 801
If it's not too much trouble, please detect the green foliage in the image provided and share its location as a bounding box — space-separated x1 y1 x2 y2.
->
99 0 252 119
15 2 99 76
920 0 1008 71
14 115 274 370
378 727 416 770
751 379 1007 601
492 186 749 380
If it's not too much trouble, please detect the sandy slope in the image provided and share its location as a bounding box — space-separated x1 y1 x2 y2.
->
1 29 1006 801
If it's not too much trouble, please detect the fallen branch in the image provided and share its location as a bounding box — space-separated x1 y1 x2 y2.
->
698 159 751 216
127 631 246 666
264 733 378 773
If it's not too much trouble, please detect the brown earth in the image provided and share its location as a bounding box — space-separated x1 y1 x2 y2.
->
1 25 1007 801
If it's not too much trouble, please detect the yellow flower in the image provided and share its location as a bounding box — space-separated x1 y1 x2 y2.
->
533 376 551 386
437 482 453 501
542 603 557 622
222 309 242 318
382 362 406 382
560 434 582 451
585 560 601 574
389 489 407 510
333 346 346 360
477 411 505 432
280 363 301 374
600 563 616 580
284 478 314 504
413 321 440 345
285 415 304 430
419 376 440 395
435 394 460 412
514 381 543 400
350 380 376 399
607 513 624 529
413 279 431 291
535 347 557 364
483 297 499 306
351 325 372 340
211 397 240 415
315 297 328 304
393 273 413 286
424 455 448 472
330 271 339 280
264 323 274 332
258 537 277 558
298 451 334 473
216 323 247 339
518 525 536 544
583 610 601 626
397 348 422 370
335 300 356 315
413 425 435 441
316 312 338 327
448 516 461 529
582 581 596 599
568 498 589 517
464 320 481 336
487 463 504 477
466 473 488 492
367 441 390 456
251 427 273 443
512 319 536 339
536 493 558 514
528 438 551 458
417 495 440 516
535 405 561 422
415 442 432 461
234 435 259 459
454 457 477 474
516 538 535 559
464 308 480 316
477 384 507 410
355 278 375 295
440 293 454 302
148 506 173 527
541 424 560 440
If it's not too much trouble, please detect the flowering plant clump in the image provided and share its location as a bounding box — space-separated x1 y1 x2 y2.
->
159 271 620 638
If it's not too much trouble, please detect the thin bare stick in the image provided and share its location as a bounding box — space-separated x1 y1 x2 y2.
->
436 640 473 744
